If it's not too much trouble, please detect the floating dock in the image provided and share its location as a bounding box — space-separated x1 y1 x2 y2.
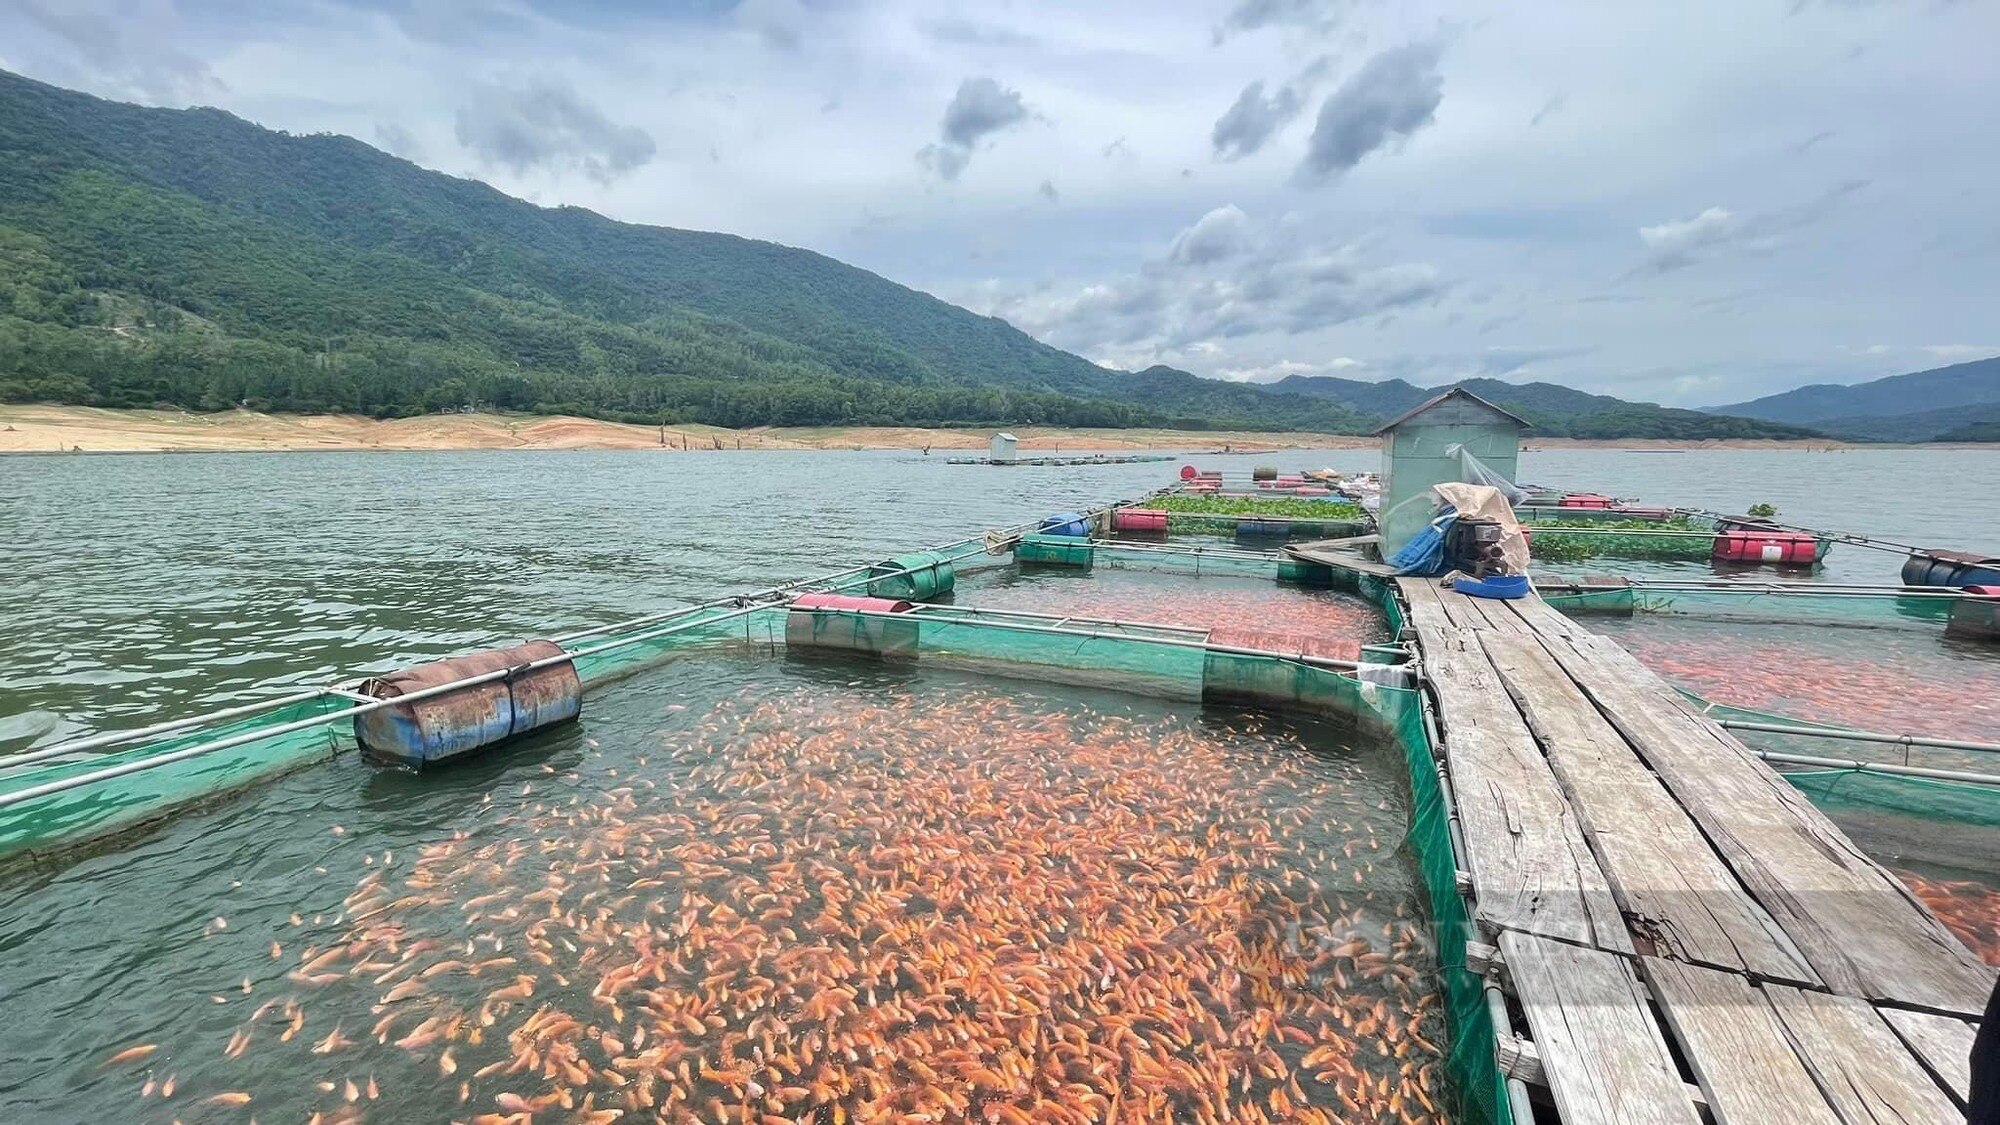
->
1395 575 1990 1122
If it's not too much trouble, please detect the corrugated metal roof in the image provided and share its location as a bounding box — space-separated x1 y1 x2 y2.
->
1370 386 1532 434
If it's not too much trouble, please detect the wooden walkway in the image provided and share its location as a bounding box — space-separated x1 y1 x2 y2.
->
1397 577 1992 1124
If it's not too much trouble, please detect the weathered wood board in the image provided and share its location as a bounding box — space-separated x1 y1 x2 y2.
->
1398 580 1630 951
1484 633 1815 983
1878 1006 1977 1107
1763 985 1965 1124
1499 932 1699 1125
1641 958 1839 1125
1535 628 1996 1016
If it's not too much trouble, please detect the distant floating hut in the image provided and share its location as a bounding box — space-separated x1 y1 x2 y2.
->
989 432 1018 464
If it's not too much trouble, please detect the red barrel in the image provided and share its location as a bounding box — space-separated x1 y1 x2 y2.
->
1179 464 1198 480
1712 531 1818 565
1295 487 1331 496
1560 493 1614 509
791 593 913 613
1113 507 1170 532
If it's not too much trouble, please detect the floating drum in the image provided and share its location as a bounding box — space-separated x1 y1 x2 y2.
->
1712 530 1819 565
1016 533 1095 567
1113 507 1170 533
1902 549 2000 588
1945 588 2000 642
1295 487 1331 497
1251 466 1278 481
866 552 955 600
355 641 580 768
787 594 918 658
1179 464 1199 480
1560 493 1615 509
1038 511 1091 537
1236 517 1291 538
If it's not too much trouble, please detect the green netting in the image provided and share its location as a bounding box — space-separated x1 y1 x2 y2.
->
1622 588 1951 628
0 695 352 860
1385 682 1508 1125
1540 586 1638 616
1676 690 2000 821
570 605 789 684
1078 542 1338 585
1164 512 1370 539
1781 769 2000 828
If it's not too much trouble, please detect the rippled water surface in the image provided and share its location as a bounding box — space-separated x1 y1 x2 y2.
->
4 444 2000 1115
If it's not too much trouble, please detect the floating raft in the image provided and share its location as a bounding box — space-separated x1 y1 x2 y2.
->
1396 577 1992 1123
943 453 1177 466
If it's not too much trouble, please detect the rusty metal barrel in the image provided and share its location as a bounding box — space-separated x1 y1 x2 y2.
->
354 640 581 767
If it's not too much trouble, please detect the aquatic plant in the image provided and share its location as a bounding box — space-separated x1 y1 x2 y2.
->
1152 494 1367 520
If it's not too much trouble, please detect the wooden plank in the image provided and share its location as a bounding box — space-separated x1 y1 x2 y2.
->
1763 985 1965 1124
1398 580 1630 951
1483 633 1816 983
1499 931 1699 1125
1641 958 1840 1125
1452 587 1532 634
1534 627 1996 1016
1879 1006 1977 1106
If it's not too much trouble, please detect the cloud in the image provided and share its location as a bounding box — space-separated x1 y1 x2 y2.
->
453 78 657 184
1638 206 1744 266
374 121 421 160
916 77 1032 181
735 0 809 51
1920 344 2000 361
1529 93 1566 127
965 206 1445 369
1298 41 1444 182
1212 59 1331 161
15 0 217 103
1635 182 1866 274
1213 357 1367 383
1215 0 1359 41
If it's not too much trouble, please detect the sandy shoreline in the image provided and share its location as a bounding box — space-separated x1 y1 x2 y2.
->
0 404 1939 455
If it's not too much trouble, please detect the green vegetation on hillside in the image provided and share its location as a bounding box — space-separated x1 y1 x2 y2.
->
0 69 1827 438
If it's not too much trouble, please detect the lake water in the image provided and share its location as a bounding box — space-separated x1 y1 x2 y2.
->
2 445 1997 1117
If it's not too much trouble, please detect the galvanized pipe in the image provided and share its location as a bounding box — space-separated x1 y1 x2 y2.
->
822 606 1365 670
1717 718 2000 756
0 605 771 803
1 688 332 769
1754 750 2000 786
905 603 1206 637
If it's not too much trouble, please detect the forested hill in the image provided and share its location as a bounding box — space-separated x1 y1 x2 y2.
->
1272 375 1822 440
0 69 1805 437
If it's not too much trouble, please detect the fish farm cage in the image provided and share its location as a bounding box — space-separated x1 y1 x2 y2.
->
4 484 1996 1125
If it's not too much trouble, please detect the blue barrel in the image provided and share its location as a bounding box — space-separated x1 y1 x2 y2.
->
1039 511 1090 537
1236 517 1291 538
1903 550 2000 588
355 641 581 768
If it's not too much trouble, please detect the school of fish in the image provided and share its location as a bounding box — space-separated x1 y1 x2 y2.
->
952 575 1389 646
121 682 1449 1123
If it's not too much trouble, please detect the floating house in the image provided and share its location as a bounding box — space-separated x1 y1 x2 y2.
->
989 432 1018 464
1375 388 1529 558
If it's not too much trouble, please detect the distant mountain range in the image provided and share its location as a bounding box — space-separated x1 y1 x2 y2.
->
0 68 1853 440
1713 356 2000 441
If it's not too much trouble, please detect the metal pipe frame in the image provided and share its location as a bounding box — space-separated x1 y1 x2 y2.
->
809 605 1367 671
1717 718 2000 756
1753 750 2000 786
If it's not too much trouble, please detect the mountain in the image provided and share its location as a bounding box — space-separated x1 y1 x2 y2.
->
1273 375 1821 439
0 69 1807 438
1713 357 2000 440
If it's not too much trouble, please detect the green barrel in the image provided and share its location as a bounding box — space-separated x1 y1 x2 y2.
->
867 552 956 600
1015 533 1095 568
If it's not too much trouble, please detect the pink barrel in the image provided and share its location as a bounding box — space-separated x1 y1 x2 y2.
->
1114 507 1170 532
791 593 913 613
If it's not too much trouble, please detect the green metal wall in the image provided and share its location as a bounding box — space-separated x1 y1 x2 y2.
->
1379 406 1523 558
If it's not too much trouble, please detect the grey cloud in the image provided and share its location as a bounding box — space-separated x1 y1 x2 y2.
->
971 206 1445 364
454 78 657 184
1529 93 1566 127
374 121 422 160
17 0 217 103
735 0 809 51
916 78 1032 181
1215 0 1357 41
1212 80 1305 160
1298 41 1444 182
1038 180 1060 203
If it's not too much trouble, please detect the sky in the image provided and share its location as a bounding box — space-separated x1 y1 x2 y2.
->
1 0 1995 407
